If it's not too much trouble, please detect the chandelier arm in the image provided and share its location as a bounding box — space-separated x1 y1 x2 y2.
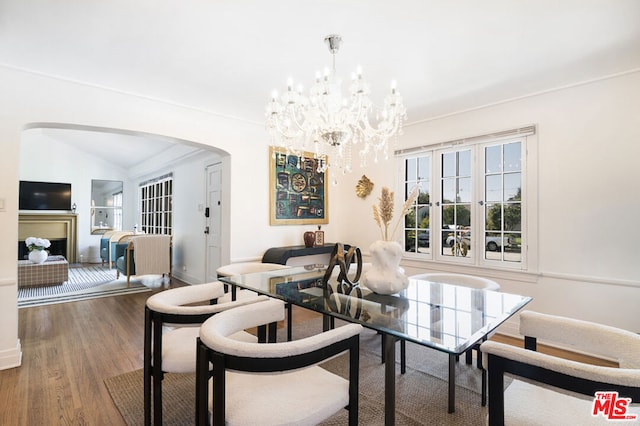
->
269 114 305 141
288 109 308 135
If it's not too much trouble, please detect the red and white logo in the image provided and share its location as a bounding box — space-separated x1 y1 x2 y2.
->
592 391 638 421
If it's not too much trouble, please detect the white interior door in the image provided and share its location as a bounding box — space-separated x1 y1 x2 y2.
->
205 163 223 282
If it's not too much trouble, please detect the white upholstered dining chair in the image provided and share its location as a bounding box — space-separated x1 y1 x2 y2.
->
409 272 501 404
215 261 290 301
481 311 640 425
196 298 363 425
216 261 291 277
216 261 294 337
143 282 269 426
410 272 500 291
410 272 501 360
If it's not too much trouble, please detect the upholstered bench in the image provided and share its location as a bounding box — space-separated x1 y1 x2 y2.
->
17 255 69 288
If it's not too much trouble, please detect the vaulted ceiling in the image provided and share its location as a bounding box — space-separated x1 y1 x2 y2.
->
4 0 640 163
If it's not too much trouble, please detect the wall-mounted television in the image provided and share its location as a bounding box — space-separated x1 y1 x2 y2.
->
19 181 72 211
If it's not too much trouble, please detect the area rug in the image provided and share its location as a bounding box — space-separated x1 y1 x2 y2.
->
17 265 155 308
18 265 117 299
105 321 489 425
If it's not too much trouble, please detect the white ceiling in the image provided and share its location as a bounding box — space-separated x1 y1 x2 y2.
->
3 0 640 164
32 126 206 170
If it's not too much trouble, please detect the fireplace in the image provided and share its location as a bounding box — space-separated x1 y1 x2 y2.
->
18 238 68 260
18 213 77 263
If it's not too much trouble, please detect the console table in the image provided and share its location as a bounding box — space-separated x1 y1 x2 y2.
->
18 255 69 288
262 244 340 265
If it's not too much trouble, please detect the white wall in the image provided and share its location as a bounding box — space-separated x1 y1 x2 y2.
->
0 66 325 369
330 70 640 334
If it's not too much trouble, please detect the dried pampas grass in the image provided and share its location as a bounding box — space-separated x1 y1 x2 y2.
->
372 185 420 241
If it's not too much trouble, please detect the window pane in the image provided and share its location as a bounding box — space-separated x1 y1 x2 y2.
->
485 175 502 202
405 229 416 252
504 203 521 231
405 207 416 228
417 228 429 253
504 142 521 172
442 206 454 229
485 203 502 231
417 187 430 205
504 173 521 201
456 204 471 227
417 204 430 228
485 232 503 254
457 177 471 203
443 227 471 258
442 152 456 178
458 150 471 176
417 156 430 180
442 178 456 203
485 145 501 173
406 158 417 181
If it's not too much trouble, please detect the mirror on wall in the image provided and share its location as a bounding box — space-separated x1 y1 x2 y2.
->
91 179 124 234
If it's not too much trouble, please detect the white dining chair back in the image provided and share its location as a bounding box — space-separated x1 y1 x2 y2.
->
216 261 290 277
196 298 363 425
409 271 500 406
410 272 500 291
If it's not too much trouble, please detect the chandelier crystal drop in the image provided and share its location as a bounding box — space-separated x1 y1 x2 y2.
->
265 35 407 175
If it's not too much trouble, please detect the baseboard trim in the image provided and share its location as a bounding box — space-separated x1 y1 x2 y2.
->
0 339 22 371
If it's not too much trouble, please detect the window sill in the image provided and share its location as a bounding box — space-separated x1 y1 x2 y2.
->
400 256 539 283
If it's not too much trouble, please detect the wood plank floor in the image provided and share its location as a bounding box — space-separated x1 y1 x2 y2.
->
0 281 614 425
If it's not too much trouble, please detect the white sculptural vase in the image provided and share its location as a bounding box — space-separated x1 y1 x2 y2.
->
361 240 408 295
28 250 48 264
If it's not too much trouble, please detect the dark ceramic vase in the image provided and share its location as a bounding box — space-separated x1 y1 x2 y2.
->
303 231 315 248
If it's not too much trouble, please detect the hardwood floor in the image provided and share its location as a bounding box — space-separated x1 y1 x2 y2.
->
1 289 153 425
0 281 614 425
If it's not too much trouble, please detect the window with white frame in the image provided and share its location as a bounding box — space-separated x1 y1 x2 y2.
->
139 173 173 235
113 191 123 231
399 126 533 269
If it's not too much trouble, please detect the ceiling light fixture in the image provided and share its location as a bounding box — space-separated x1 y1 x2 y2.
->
266 35 406 178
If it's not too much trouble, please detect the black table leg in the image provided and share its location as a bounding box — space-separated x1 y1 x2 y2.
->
322 314 332 332
384 333 396 425
286 303 292 341
448 353 456 413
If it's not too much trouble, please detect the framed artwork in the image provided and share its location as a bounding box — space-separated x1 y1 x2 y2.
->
269 146 329 225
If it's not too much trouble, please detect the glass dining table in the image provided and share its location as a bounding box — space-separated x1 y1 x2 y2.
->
219 264 532 425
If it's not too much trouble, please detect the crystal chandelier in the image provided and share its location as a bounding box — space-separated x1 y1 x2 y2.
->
266 35 406 176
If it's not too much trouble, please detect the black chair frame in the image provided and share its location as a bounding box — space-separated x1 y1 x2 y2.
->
486 336 640 426
195 333 360 426
143 305 273 426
